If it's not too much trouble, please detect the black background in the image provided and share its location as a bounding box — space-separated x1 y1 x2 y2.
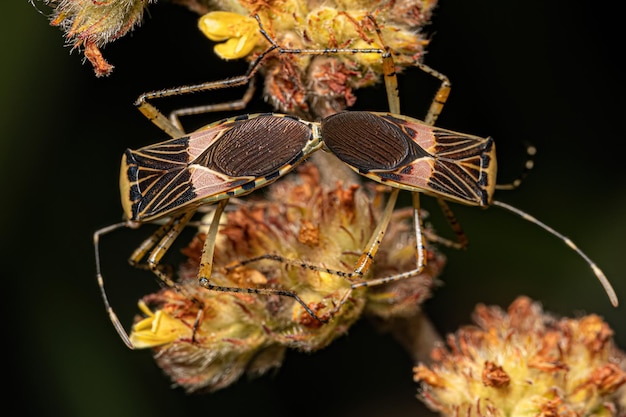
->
4 1 625 416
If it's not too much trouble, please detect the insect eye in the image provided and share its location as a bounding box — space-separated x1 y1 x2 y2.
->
322 111 413 172
206 115 312 177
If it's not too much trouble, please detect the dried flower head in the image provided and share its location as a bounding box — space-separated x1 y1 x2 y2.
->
39 0 152 76
129 153 445 393
414 296 626 417
196 0 438 117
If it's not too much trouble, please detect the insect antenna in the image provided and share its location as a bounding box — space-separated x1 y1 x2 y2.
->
491 199 618 307
489 141 616 305
496 142 537 191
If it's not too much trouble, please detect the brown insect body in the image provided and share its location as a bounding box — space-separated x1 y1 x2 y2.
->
120 113 321 223
322 111 497 207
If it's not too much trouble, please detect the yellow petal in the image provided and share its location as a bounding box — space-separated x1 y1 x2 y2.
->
213 35 257 60
129 301 190 349
198 12 261 60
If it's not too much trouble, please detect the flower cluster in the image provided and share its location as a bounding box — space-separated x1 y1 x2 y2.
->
194 0 437 117
129 154 445 393
414 296 626 416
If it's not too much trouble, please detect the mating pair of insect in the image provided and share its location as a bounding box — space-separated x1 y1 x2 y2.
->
94 16 619 349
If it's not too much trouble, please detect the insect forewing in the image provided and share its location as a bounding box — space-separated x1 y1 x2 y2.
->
121 113 322 222
321 111 497 207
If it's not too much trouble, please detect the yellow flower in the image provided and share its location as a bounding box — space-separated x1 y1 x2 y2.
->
198 12 262 59
129 300 191 348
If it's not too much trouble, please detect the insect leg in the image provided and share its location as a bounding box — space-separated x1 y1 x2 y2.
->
350 191 428 289
168 80 256 130
94 221 136 348
429 199 469 250
414 63 451 126
134 44 277 137
363 12 450 123
129 210 197 288
196 200 330 322
322 191 426 318
196 199 228 284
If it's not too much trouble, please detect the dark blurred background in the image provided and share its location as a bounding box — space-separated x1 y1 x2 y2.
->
4 1 624 416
